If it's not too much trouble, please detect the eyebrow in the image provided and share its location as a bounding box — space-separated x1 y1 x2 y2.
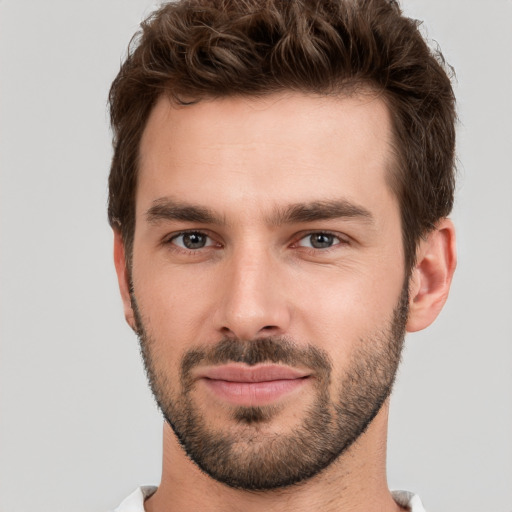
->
145 198 374 226
268 200 374 226
146 198 225 225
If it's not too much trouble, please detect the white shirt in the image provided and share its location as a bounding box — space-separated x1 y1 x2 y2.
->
110 486 427 511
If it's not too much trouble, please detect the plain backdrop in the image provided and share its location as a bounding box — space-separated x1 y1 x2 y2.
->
1 1 511 511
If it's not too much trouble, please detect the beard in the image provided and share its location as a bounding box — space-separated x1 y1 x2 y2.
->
130 283 409 491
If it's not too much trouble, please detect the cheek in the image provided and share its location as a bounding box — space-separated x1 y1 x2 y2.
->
131 255 218 356
291 261 405 352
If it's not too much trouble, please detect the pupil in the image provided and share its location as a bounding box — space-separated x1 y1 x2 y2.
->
311 233 333 249
184 232 206 249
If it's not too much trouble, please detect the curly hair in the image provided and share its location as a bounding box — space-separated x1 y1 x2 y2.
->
108 0 456 271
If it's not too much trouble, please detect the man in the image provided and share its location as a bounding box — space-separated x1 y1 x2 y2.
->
108 0 457 510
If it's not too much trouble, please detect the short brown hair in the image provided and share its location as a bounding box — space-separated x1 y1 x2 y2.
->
108 0 456 271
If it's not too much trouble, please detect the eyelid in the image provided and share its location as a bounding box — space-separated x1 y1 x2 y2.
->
161 229 350 253
293 230 350 249
164 229 220 250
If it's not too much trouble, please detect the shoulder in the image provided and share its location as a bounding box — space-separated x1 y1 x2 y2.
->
108 486 158 512
391 490 427 512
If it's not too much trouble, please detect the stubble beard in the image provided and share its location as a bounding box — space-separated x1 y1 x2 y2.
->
130 283 409 491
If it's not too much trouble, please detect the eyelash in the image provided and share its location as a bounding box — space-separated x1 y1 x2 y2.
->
163 230 350 255
164 230 220 256
293 230 349 253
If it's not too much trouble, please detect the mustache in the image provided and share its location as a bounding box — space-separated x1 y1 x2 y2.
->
181 336 332 376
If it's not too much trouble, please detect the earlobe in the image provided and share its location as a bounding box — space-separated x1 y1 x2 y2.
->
406 218 457 333
113 229 137 332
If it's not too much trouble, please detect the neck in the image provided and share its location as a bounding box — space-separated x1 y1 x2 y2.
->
144 402 405 512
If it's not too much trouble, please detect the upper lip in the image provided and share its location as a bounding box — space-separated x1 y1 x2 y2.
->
196 364 311 383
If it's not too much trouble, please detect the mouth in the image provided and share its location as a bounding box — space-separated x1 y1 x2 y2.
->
196 364 312 407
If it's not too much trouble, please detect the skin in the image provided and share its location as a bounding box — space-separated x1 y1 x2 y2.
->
114 92 456 512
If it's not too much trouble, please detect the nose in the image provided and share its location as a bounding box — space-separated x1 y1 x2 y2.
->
214 247 292 340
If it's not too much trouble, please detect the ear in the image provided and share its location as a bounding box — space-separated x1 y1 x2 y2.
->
406 218 457 333
113 229 137 331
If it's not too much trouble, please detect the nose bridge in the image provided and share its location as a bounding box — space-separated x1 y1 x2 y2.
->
217 239 290 339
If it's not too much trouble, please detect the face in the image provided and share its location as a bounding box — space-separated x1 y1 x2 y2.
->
126 92 409 490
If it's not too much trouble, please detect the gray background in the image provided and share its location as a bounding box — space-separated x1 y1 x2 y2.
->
1 1 511 510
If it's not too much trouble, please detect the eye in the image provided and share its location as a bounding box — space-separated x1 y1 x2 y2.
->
170 231 216 250
297 232 344 249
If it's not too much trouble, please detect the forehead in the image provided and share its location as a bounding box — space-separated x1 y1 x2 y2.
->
137 92 397 220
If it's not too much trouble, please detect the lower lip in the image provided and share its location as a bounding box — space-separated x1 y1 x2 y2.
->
202 378 309 406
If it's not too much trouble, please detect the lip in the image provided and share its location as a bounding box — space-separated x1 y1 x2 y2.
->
196 364 311 406
197 364 310 382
